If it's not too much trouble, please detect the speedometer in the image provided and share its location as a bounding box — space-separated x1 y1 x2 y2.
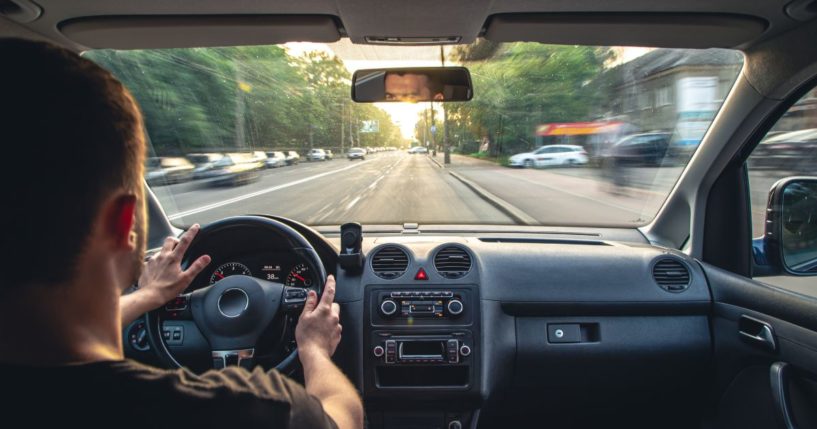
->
210 262 251 284
285 263 314 288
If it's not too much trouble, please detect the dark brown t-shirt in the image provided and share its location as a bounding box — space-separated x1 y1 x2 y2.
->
1 359 338 429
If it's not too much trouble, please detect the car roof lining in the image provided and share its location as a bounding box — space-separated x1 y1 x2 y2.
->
0 0 810 52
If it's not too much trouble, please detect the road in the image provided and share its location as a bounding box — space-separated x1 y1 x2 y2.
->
155 153 511 226
153 152 778 233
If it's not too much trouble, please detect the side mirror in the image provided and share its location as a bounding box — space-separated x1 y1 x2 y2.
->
763 177 817 275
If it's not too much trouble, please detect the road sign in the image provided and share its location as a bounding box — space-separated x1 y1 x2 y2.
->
361 120 379 133
430 125 437 135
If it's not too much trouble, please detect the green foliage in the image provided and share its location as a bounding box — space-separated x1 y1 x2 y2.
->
84 47 405 155
442 43 613 155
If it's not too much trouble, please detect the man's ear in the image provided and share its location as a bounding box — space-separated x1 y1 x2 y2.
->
106 194 137 251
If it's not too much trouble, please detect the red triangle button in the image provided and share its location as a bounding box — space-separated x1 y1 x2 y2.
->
414 268 428 281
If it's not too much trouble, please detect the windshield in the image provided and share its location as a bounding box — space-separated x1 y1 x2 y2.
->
85 41 743 228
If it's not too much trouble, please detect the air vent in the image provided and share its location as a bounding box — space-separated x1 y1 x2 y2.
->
434 246 472 279
653 259 691 292
371 246 409 279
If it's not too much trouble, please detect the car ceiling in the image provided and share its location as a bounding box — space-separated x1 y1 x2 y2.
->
0 0 813 51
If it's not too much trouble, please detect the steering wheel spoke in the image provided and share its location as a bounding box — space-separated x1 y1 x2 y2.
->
211 348 255 369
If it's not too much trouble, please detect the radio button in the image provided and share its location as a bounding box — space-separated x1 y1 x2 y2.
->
373 345 385 357
447 299 464 315
384 340 396 364
380 299 398 316
447 339 460 363
459 344 471 357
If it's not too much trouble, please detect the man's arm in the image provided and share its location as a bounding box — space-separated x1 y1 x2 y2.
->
120 224 210 326
295 276 364 429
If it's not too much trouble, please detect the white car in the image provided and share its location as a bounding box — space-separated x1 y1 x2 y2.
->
306 148 327 161
408 146 429 154
508 145 588 168
265 151 287 168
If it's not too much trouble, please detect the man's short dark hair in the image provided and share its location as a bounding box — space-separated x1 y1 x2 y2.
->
0 38 145 289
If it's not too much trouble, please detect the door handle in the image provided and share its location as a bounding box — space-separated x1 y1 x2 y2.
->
738 315 777 352
770 362 798 429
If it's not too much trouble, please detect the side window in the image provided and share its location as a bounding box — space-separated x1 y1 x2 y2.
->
748 88 817 279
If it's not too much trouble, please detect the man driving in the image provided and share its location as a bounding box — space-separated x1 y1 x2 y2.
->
384 71 445 102
0 38 363 429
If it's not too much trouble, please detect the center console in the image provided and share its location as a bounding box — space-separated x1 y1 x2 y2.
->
364 285 481 429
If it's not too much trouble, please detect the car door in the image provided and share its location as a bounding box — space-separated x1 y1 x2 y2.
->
703 87 817 429
534 146 558 166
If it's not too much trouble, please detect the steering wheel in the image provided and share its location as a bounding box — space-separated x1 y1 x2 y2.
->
145 216 327 372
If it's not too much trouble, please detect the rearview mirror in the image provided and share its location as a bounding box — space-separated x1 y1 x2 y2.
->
764 177 817 275
352 67 473 103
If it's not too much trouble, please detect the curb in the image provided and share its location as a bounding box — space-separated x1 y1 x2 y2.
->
427 155 444 169
448 170 538 225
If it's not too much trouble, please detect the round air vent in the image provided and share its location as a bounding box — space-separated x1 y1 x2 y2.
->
434 246 472 279
371 246 409 279
652 259 691 292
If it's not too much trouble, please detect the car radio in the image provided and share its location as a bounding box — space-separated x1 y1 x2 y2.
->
371 334 472 364
378 290 464 319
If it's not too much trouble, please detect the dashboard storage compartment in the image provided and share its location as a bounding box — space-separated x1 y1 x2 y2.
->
376 365 469 388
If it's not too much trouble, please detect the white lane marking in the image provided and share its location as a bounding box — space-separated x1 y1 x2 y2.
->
345 196 361 210
368 175 385 190
168 159 374 220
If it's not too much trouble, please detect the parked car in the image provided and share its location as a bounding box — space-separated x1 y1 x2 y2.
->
250 151 268 164
307 148 327 161
265 151 287 168
325 149 334 160
285 151 300 165
145 157 195 186
206 153 263 186
408 146 428 154
748 128 817 172
186 153 224 179
508 145 588 168
348 147 366 160
605 132 672 167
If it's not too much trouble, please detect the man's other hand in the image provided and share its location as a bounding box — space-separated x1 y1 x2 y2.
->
137 224 211 308
295 275 342 360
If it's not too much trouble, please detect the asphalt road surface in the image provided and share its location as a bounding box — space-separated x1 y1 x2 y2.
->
153 152 781 232
155 152 511 226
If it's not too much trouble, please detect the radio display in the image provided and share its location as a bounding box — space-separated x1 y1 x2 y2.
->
399 341 445 359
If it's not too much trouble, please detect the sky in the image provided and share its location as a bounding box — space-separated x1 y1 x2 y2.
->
285 42 652 141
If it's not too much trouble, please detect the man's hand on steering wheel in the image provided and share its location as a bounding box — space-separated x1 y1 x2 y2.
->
120 224 211 326
295 275 342 361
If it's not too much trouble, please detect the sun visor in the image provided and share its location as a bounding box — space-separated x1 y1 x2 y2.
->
484 13 767 48
59 15 341 49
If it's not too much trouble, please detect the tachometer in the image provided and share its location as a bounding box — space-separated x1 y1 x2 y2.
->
285 263 314 288
210 262 251 284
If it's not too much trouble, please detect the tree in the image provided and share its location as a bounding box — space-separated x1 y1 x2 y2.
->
442 43 613 155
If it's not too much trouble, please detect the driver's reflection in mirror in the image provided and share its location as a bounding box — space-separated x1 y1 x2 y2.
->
384 72 444 102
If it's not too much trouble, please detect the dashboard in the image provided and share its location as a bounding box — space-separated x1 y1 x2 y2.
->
124 221 713 429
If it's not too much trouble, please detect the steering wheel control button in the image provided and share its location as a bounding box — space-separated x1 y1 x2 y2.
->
162 326 184 345
165 295 189 311
380 299 398 316
459 344 472 357
284 287 309 311
384 340 397 364
548 324 582 343
217 288 250 318
373 345 385 357
447 299 464 315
